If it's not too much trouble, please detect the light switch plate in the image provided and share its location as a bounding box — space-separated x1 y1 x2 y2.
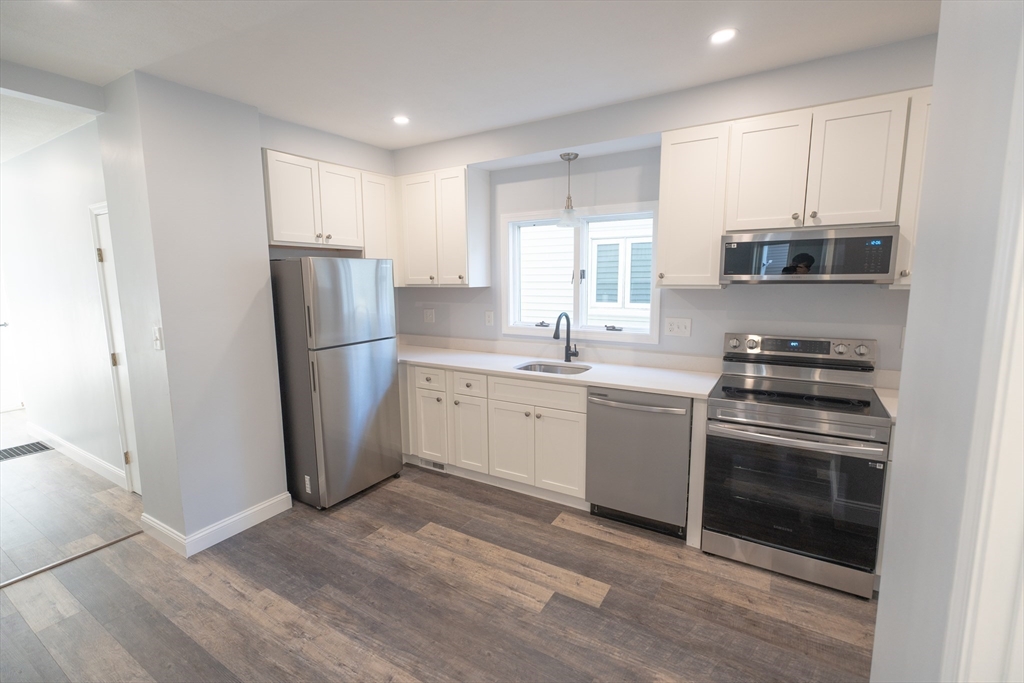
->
665 318 691 337
485 311 494 326
424 309 435 324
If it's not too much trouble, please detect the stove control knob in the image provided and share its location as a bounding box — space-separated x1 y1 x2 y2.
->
746 339 759 350
834 344 848 355
729 338 741 349
855 344 870 356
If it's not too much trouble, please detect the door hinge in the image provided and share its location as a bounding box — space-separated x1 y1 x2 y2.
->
111 352 118 367
97 248 104 262
123 450 131 464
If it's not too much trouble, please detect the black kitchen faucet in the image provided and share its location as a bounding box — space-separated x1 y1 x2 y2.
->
553 312 579 363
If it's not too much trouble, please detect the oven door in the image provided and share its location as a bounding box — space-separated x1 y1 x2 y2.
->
704 421 887 572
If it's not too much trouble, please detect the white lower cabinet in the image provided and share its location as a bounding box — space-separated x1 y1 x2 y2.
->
414 387 448 463
452 394 488 473
488 400 536 485
534 407 586 498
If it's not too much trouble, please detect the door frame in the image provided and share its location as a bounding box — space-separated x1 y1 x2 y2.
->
89 202 141 493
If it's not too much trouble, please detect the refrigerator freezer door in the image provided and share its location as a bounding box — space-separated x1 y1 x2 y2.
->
313 337 402 507
305 258 396 349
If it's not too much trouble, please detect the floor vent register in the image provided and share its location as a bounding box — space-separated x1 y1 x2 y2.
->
0 441 53 462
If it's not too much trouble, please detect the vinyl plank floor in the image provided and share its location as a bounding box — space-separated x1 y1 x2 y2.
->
0 448 141 580
0 464 878 681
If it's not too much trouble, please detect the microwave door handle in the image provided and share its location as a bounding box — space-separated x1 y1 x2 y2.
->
707 422 887 461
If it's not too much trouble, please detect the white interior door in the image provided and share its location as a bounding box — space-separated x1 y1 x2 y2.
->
92 205 141 493
0 272 24 413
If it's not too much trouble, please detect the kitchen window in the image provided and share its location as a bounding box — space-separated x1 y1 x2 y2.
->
502 203 659 343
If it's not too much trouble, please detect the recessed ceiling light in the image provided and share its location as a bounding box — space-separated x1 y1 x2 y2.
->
393 115 410 125
710 28 738 45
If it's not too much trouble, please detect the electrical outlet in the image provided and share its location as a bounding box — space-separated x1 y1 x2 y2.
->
423 309 435 324
665 318 692 337
485 311 494 326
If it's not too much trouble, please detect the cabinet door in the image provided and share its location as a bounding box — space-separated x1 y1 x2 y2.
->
805 93 910 227
435 167 469 285
362 172 394 258
400 173 439 285
414 387 448 463
264 150 322 244
725 110 813 232
656 123 730 287
319 162 363 248
534 407 586 499
452 394 488 473
891 88 931 288
488 399 535 485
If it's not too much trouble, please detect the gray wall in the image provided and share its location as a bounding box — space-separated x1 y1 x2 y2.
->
870 1 1024 679
396 148 911 370
0 121 125 473
259 114 394 176
98 72 288 538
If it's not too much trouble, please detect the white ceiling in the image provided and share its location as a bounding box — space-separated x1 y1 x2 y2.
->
0 0 940 151
0 94 94 163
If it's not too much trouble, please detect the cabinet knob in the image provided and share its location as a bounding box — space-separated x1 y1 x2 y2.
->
429 275 435 281
536 413 542 419
325 234 332 241
809 211 818 218
436 396 442 403
316 233 323 239
791 213 800 220
900 269 911 278
465 382 472 388
458 274 464 280
454 400 460 406
524 411 531 417
658 273 665 279
425 376 431 382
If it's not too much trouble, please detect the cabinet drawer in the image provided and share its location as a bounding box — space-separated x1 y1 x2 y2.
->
454 372 486 397
488 376 587 413
414 366 444 390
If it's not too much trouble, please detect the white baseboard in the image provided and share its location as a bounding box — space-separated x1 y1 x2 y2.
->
403 455 589 512
26 422 127 490
141 491 293 557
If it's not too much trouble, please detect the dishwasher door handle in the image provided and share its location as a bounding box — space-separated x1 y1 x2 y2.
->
588 396 687 415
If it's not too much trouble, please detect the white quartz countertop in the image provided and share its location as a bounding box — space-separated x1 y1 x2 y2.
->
398 345 722 400
398 344 900 420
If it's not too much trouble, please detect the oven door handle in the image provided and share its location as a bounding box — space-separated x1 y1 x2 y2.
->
707 422 887 461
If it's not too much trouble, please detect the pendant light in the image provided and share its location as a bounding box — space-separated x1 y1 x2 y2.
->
556 152 579 228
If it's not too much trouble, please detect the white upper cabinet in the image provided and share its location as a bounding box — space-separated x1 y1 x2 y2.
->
400 172 439 285
318 162 363 248
725 110 813 232
264 150 322 245
891 88 932 288
361 172 403 280
656 122 730 288
398 166 490 287
436 167 469 285
805 93 910 227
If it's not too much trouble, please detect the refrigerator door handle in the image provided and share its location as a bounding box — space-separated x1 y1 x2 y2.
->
310 360 316 393
306 306 313 340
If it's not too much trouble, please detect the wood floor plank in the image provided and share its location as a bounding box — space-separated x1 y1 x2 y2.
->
2 573 83 633
59 532 106 556
36 611 154 683
362 525 555 614
552 511 774 590
92 489 143 523
399 468 571 524
0 611 70 683
416 522 611 608
1 548 22 584
333 484 473 535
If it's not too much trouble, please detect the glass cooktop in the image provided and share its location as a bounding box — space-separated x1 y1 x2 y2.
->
709 375 890 420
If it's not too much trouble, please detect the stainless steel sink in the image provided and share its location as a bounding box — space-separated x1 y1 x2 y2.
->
515 362 591 375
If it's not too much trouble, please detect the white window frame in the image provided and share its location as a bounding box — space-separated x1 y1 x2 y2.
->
499 201 660 345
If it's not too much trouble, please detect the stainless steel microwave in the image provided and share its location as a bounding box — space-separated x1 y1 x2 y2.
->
720 226 900 284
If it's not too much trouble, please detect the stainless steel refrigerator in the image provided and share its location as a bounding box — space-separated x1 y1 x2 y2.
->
270 257 402 509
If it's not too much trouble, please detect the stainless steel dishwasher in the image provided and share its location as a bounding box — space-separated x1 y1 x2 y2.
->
586 387 692 537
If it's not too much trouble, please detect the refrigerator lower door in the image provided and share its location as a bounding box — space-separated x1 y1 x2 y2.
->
312 337 402 507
